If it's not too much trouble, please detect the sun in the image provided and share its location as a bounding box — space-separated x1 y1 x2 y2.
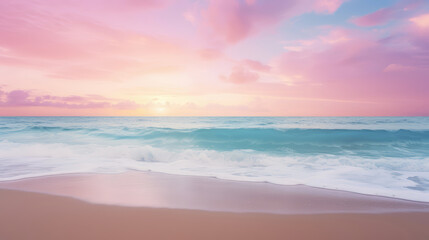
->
154 107 167 115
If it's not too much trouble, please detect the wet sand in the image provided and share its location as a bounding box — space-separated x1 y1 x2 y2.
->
0 171 428 214
1 189 429 240
1 171 429 240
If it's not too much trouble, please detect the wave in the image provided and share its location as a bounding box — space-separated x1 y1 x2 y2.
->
90 128 429 157
42 127 429 143
7 126 429 157
0 140 428 201
27 126 99 132
77 127 429 141
1 117 429 202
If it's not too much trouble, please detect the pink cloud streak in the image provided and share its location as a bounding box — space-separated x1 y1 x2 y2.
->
220 59 271 84
199 0 345 44
0 89 139 110
352 0 423 27
0 0 428 116
274 25 429 106
0 0 189 82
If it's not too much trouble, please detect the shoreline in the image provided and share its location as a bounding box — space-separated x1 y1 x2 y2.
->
0 171 428 214
1 189 429 240
2 170 429 205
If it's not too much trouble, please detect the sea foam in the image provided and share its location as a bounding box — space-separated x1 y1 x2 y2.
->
1 117 429 201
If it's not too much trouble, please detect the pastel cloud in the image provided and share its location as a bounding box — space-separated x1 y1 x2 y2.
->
199 0 345 44
0 0 192 82
313 0 345 14
0 0 428 116
220 59 271 84
352 0 423 27
221 66 260 84
283 28 351 53
274 25 429 107
407 13 429 50
242 59 272 72
410 13 429 28
383 64 418 72
0 88 139 109
352 8 396 27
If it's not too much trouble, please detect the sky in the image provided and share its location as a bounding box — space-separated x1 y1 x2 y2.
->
0 0 428 116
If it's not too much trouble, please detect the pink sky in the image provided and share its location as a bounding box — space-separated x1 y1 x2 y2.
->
0 0 428 116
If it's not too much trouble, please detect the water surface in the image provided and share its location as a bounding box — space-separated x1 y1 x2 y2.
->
1 117 428 201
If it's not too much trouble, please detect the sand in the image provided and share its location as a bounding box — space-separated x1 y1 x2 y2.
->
1 171 428 214
1 189 429 240
1 171 429 240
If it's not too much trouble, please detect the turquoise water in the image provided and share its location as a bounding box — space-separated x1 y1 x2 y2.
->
1 117 429 201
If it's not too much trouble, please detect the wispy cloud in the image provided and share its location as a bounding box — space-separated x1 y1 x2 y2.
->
0 0 428 116
0 88 140 109
351 0 423 27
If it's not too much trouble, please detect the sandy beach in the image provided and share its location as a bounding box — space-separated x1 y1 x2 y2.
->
1 171 429 240
1 171 429 213
1 189 429 240
2 0 429 237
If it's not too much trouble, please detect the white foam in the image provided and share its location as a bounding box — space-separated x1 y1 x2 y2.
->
1 140 428 202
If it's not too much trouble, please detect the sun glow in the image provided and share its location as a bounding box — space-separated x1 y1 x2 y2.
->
154 107 167 115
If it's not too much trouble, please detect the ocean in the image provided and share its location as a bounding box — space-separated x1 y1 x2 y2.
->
0 117 428 201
